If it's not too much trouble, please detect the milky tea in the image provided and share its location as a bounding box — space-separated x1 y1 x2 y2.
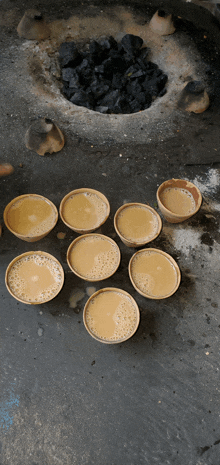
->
67 234 120 281
129 249 181 299
84 288 140 343
159 187 196 216
6 252 64 304
60 189 109 233
4 194 57 241
115 203 161 246
156 179 202 223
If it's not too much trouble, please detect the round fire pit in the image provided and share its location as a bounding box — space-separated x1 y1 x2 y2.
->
18 1 219 145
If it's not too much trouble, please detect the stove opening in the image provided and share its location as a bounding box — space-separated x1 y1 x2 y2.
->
59 34 168 114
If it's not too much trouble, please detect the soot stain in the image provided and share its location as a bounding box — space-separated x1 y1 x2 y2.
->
153 234 177 258
28 57 50 88
179 269 195 293
198 445 211 456
214 439 220 445
190 211 220 241
200 232 214 246
206 314 211 324
133 310 157 343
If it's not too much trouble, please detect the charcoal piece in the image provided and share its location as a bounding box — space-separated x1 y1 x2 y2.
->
90 84 110 100
137 47 149 62
142 77 158 95
102 57 127 77
144 92 153 106
126 81 142 97
130 69 145 79
153 68 162 77
136 57 148 71
76 58 89 72
135 91 147 105
89 40 103 56
111 56 127 72
146 61 158 71
59 42 81 68
69 75 80 89
124 64 139 77
143 101 152 110
95 106 109 113
123 55 135 69
62 84 75 99
70 90 93 109
156 74 168 92
121 34 143 55
98 89 120 108
100 36 118 51
61 67 77 82
94 64 105 74
81 69 93 86
112 96 130 114
89 41 105 65
145 68 155 77
76 59 93 85
112 73 126 90
158 88 167 97
101 58 113 78
129 99 142 113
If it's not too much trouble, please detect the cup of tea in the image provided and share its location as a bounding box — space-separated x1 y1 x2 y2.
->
67 233 121 282
60 188 110 233
129 248 181 299
5 251 64 304
4 194 58 242
156 178 202 223
83 287 140 343
114 202 162 247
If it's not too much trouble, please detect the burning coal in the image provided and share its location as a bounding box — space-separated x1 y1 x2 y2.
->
59 34 168 114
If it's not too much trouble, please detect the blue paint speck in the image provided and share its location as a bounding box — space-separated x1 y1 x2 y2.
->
0 388 20 431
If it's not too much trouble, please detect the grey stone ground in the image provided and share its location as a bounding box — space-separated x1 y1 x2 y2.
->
0 1 220 464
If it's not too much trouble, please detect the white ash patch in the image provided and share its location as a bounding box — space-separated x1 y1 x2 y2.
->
38 327 43 337
69 289 85 308
86 286 96 297
163 225 201 256
192 168 220 195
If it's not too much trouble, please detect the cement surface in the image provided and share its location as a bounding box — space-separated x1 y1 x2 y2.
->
1 1 220 464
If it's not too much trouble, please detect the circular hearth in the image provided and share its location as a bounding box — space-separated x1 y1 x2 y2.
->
17 1 220 144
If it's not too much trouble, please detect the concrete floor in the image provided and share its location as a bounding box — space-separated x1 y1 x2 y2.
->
1 1 220 464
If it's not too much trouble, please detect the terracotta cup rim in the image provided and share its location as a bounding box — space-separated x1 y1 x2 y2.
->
59 187 110 233
156 178 202 220
83 287 140 344
5 250 64 305
114 202 162 247
3 193 58 241
129 247 181 299
67 233 121 282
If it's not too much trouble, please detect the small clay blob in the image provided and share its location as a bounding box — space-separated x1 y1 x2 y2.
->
149 9 175 36
17 10 50 40
25 118 65 156
178 81 209 113
0 164 14 177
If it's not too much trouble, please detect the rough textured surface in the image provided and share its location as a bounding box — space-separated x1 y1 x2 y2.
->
1 1 220 464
